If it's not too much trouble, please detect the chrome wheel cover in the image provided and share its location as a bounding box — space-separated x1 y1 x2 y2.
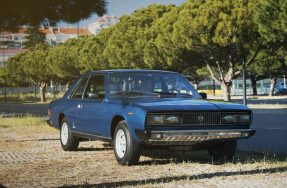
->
115 129 126 158
61 122 69 145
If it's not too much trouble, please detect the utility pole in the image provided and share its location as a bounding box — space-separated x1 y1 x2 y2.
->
2 31 6 102
33 27 36 102
213 79 215 96
242 49 247 106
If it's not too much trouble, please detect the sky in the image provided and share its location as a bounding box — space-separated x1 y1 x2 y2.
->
57 0 188 28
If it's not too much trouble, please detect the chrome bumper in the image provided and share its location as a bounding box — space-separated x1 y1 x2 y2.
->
135 129 256 145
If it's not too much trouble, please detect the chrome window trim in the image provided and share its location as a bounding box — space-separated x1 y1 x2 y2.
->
68 75 90 99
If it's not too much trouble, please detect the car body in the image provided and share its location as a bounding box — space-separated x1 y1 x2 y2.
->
47 70 255 165
264 84 287 94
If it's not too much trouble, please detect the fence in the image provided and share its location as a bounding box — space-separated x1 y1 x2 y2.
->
197 78 285 95
0 84 66 102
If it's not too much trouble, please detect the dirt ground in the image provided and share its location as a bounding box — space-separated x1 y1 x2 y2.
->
0 124 287 188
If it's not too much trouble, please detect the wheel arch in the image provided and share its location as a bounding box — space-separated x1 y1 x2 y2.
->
111 115 125 139
58 113 66 129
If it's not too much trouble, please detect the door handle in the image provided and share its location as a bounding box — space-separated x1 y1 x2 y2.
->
78 104 82 109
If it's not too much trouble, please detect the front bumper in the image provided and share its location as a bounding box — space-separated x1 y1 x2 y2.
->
46 118 54 127
135 129 256 145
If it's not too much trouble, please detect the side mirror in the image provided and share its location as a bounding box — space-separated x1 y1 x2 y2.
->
89 92 100 99
199 92 207 99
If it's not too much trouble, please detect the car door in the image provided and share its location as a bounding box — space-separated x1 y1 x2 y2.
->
76 74 106 135
65 75 90 133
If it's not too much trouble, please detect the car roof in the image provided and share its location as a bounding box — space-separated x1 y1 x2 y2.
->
82 69 179 75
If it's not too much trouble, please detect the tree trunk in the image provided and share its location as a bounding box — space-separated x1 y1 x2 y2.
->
39 83 46 102
250 74 257 95
66 81 71 91
221 85 231 101
193 83 198 90
269 77 277 96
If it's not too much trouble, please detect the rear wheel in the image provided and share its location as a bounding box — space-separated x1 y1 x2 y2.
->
60 117 79 151
113 120 141 165
208 141 237 161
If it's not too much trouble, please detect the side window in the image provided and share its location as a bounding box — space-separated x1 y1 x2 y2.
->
70 76 89 99
84 75 105 99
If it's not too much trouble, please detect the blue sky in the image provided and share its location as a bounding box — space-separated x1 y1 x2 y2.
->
57 0 187 28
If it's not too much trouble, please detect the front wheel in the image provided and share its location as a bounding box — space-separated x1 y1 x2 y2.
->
113 120 141 165
60 117 79 151
208 141 237 161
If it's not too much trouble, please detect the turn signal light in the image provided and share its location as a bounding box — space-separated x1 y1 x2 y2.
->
48 109 50 117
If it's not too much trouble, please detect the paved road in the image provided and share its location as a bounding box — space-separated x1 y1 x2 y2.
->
232 98 287 105
0 103 49 117
238 113 287 154
1 103 286 154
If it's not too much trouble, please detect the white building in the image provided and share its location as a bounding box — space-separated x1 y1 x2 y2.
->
0 15 119 67
89 15 119 34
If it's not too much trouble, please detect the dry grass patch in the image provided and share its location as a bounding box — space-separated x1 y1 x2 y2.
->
0 114 58 141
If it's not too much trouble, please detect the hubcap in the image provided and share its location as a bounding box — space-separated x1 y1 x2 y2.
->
210 144 222 154
116 129 126 158
61 122 69 145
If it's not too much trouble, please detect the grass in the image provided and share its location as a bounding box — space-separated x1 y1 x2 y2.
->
0 114 58 141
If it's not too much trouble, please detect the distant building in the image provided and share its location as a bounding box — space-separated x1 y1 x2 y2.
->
0 49 29 67
89 15 119 34
0 15 119 67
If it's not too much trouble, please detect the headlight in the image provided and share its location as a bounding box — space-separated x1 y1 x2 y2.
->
221 114 250 124
147 115 181 124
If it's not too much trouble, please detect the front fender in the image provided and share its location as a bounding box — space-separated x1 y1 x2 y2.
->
108 104 148 143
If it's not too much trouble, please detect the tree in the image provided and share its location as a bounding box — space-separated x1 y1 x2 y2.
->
22 26 47 51
21 44 55 102
173 0 280 101
254 0 287 42
104 4 175 69
245 63 268 95
253 47 287 96
0 0 107 32
79 26 115 72
143 5 210 89
47 36 89 90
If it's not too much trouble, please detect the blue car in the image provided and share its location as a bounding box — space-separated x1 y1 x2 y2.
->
47 70 255 165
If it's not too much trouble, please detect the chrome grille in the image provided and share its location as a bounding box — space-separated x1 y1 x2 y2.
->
182 113 220 125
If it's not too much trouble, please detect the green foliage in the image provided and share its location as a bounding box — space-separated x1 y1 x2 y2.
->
79 27 115 72
0 0 107 32
47 36 87 85
22 26 47 51
255 47 287 76
104 4 175 69
254 0 287 42
4 52 27 86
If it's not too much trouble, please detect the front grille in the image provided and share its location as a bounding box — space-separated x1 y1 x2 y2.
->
182 112 220 125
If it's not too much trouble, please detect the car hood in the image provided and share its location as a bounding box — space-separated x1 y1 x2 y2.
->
126 98 251 112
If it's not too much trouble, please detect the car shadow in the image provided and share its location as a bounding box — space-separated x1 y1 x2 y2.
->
77 147 113 152
56 166 287 188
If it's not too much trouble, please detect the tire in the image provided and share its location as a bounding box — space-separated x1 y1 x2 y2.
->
60 117 79 151
208 140 237 161
113 120 141 166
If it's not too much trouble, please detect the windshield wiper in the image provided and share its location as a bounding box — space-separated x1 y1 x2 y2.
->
114 91 144 96
151 92 192 98
177 93 193 98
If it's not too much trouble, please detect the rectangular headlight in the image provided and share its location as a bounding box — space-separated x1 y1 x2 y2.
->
147 115 181 124
221 114 250 124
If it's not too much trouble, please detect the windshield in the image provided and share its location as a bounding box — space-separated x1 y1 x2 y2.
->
108 72 201 99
